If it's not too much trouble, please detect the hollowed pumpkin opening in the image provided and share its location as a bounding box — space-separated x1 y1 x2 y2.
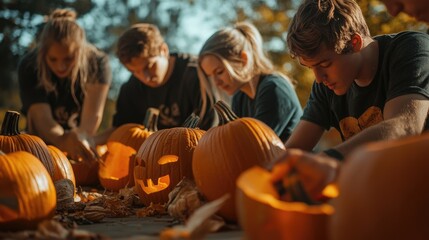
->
99 142 136 180
236 165 336 240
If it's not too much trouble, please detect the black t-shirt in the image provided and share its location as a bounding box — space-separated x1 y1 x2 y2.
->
232 74 303 142
302 31 429 141
18 47 112 130
113 53 215 130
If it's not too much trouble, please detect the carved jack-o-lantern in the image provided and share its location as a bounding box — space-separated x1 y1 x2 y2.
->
0 151 57 231
99 108 159 191
134 115 205 206
237 164 336 240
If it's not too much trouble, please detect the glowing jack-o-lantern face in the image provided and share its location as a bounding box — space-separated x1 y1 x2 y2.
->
134 126 205 206
99 108 158 191
138 155 179 194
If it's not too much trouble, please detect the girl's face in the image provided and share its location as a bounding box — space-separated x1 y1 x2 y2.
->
200 54 242 96
45 42 78 79
125 54 169 88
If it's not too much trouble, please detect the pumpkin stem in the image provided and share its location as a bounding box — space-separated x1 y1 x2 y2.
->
143 108 159 132
182 113 200 128
214 101 238 126
0 111 21 136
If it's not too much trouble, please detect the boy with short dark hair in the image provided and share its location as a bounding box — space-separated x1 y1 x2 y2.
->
270 0 429 200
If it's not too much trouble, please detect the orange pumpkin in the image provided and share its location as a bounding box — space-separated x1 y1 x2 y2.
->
0 151 57 231
134 114 205 206
236 164 336 240
99 108 159 191
0 111 55 178
48 145 76 185
192 101 286 222
48 145 76 199
330 132 429 240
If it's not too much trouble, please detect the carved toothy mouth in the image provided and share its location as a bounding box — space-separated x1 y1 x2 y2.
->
137 175 171 194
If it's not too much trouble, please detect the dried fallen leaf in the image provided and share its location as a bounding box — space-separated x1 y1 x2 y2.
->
136 202 166 217
83 211 106 223
166 178 204 221
159 194 229 240
36 220 69 239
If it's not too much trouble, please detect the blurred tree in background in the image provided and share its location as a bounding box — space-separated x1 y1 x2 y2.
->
0 0 427 140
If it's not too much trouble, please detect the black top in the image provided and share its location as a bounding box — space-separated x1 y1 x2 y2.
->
18 48 112 130
113 53 215 130
232 74 302 142
302 31 429 141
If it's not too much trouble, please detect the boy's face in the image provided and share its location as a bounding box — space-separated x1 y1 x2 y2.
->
298 45 361 96
125 54 169 88
381 0 429 23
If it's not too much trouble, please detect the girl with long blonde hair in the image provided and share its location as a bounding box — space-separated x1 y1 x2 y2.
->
18 8 112 161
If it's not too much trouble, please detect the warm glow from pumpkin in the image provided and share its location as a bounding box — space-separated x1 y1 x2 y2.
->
101 142 136 180
137 175 171 194
236 166 335 240
157 155 179 164
136 155 177 194
133 121 205 206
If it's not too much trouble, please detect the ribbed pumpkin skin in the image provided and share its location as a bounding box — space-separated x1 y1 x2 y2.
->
237 165 334 240
0 111 55 178
134 127 205 206
330 133 429 240
48 145 76 188
0 151 57 231
99 123 154 191
192 117 285 222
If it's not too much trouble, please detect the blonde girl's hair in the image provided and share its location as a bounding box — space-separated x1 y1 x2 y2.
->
37 8 97 108
116 23 165 65
287 0 370 58
197 21 275 115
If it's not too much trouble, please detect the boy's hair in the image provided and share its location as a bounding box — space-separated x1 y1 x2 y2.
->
116 23 164 64
287 0 370 58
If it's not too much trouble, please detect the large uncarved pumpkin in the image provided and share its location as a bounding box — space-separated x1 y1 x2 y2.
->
0 151 57 231
134 114 205 206
0 111 55 178
237 164 335 240
99 108 159 191
192 101 286 222
330 132 429 240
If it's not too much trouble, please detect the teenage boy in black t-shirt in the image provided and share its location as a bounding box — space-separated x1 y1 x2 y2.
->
94 23 215 144
269 0 429 200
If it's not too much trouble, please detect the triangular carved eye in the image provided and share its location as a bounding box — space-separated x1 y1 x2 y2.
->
157 155 179 165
